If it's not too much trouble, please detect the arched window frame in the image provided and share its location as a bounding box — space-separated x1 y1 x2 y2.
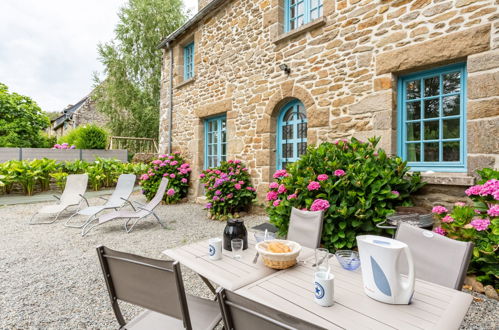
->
276 99 307 170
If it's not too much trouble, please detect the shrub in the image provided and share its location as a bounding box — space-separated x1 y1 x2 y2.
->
266 137 424 251
58 124 108 149
31 158 58 191
52 143 76 149
432 169 498 287
200 160 257 221
49 172 68 191
139 152 191 204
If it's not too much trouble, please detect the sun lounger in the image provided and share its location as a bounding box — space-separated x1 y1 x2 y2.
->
29 174 88 224
64 174 136 229
81 177 168 236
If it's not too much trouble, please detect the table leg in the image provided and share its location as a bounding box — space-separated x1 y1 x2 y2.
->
199 275 217 295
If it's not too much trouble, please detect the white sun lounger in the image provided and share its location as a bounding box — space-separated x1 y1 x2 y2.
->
29 174 89 225
64 174 136 229
81 177 169 236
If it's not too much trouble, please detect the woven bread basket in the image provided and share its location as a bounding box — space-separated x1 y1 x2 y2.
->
255 240 302 270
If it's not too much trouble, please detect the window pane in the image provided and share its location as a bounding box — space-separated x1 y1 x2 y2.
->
424 76 439 97
443 95 460 117
407 123 420 141
297 122 307 139
443 72 460 94
443 118 460 139
282 125 292 140
424 142 439 162
310 8 319 20
406 144 420 162
222 143 226 159
284 109 294 121
424 98 439 118
424 120 439 140
406 101 421 120
282 143 294 159
406 80 420 100
298 142 307 156
443 141 460 161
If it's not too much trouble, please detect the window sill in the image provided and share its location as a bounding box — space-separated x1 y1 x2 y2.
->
273 17 327 45
410 171 475 186
176 76 196 89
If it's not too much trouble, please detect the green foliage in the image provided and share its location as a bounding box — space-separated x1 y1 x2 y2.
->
9 161 42 196
434 169 499 287
200 160 257 221
58 124 108 149
0 83 50 147
49 172 68 191
0 158 147 195
266 137 424 251
31 159 58 191
139 153 190 204
93 0 187 139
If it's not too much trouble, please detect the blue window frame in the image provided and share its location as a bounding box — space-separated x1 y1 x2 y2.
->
285 0 323 32
204 115 226 169
277 100 307 170
397 63 467 172
183 42 194 80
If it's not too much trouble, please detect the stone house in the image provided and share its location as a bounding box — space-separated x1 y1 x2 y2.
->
49 94 108 138
158 0 499 206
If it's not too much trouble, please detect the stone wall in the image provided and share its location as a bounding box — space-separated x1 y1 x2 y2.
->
73 98 108 128
160 0 499 203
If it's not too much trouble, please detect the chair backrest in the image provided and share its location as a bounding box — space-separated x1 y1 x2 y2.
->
395 223 474 290
217 289 326 330
60 174 88 205
287 207 324 249
96 245 192 329
106 174 136 206
145 177 169 211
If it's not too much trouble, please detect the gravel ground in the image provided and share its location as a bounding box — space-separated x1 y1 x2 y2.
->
0 192 497 329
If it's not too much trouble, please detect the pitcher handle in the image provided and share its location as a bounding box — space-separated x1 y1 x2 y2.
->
402 245 416 291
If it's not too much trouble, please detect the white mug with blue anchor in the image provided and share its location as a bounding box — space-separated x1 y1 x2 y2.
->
209 238 222 260
314 271 334 307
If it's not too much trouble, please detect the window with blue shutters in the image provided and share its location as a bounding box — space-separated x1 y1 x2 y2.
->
183 42 194 80
277 100 307 170
397 63 467 172
285 0 323 32
204 115 227 169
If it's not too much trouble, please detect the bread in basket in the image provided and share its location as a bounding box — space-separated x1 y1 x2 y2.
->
255 240 302 269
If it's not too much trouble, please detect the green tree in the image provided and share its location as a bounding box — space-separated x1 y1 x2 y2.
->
93 0 186 139
0 83 50 147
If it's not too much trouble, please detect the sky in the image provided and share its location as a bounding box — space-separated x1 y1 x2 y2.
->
0 0 197 113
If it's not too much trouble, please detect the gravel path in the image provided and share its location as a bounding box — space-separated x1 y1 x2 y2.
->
0 192 497 329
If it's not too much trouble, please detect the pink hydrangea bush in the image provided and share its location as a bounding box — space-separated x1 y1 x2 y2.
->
52 143 76 150
266 137 423 251
139 152 191 204
432 168 498 287
200 160 256 220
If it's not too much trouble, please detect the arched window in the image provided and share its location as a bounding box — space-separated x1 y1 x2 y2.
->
277 100 307 170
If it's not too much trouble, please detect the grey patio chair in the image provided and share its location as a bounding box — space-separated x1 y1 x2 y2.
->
287 207 324 249
395 223 474 290
64 173 136 229
216 288 326 330
81 177 169 236
96 246 221 330
29 174 89 225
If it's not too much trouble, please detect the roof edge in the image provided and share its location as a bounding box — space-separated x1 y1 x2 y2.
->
158 0 230 48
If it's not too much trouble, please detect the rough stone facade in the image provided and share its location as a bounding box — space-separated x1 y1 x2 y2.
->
159 0 499 205
50 95 108 138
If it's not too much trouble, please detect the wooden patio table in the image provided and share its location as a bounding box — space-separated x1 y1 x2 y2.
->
235 256 473 330
162 234 315 292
